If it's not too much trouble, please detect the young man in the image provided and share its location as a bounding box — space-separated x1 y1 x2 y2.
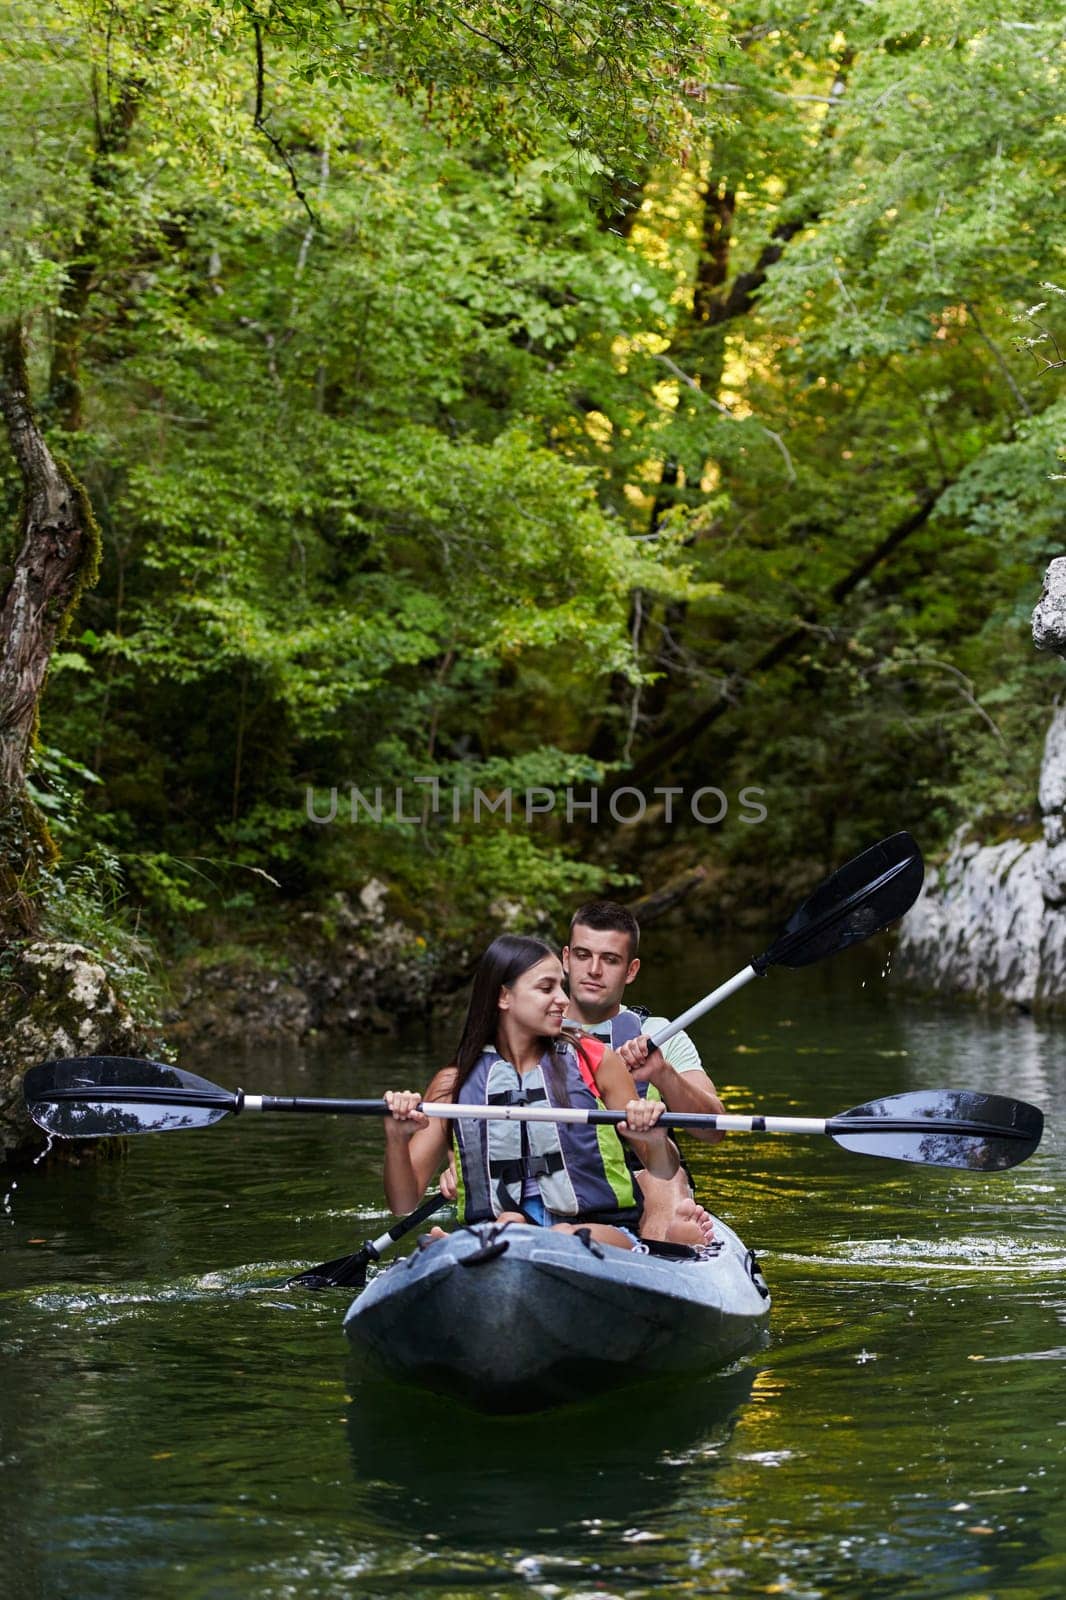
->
563 900 726 1240
562 900 725 1134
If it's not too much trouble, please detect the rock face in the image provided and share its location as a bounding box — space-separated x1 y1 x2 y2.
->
0 941 144 1165
896 559 1066 1010
896 834 1047 1008
165 886 469 1047
1031 557 1066 656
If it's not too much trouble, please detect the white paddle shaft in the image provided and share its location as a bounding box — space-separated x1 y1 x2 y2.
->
647 964 760 1047
419 1102 828 1134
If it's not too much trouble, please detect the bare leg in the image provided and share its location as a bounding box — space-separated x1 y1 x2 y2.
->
430 1205 705 1253
551 1222 638 1251
429 1208 527 1241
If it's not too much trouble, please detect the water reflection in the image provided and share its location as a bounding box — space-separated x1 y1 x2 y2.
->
896 1003 1062 1110
23 1057 234 1139
30 1098 224 1138
346 1365 756 1541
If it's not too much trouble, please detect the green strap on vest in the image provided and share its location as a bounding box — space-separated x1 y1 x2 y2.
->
572 1036 641 1213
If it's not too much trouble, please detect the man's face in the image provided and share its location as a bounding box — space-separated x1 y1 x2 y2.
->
562 923 640 1020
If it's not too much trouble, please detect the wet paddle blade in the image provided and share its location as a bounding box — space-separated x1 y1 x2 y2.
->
827 1089 1044 1171
289 1248 374 1291
24 1057 236 1138
761 831 924 971
287 1192 451 1291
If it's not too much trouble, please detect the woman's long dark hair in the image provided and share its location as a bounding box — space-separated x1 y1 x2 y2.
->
451 935 556 1090
431 933 595 1103
433 933 578 1091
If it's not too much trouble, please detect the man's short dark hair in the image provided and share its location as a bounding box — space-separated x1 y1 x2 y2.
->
568 900 640 958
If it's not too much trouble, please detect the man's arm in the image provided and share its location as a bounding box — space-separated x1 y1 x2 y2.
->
618 1024 726 1144
655 1024 702 1077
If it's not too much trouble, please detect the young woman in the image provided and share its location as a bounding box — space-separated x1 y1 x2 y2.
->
382 934 683 1251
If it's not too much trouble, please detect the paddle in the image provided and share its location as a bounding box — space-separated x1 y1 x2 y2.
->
648 830 924 1047
23 1059 1043 1172
299 831 925 1269
287 1190 451 1290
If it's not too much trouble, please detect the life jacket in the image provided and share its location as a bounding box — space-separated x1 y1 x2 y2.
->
452 1037 640 1227
567 1005 697 1187
568 1005 661 1101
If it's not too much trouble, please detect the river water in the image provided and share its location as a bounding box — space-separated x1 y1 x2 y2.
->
1 940 1063 1599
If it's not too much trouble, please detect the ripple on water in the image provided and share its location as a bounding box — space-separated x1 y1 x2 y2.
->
773 1234 1066 1277
0 1265 327 1344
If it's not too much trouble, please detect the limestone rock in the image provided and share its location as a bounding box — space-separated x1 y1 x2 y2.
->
896 559 1066 1011
1032 557 1066 656
0 941 144 1164
897 840 1045 1008
357 878 389 922
1038 705 1066 848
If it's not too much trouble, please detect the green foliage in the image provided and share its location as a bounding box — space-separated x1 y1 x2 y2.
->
585 0 1066 867
35 846 163 1026
1 0 1063 966
937 399 1066 550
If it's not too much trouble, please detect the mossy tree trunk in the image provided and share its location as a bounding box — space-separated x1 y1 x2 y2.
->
0 321 100 939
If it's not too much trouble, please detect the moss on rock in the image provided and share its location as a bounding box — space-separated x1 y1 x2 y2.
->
0 940 155 1166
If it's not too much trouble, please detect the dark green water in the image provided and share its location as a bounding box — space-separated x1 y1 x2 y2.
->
2 942 1063 1599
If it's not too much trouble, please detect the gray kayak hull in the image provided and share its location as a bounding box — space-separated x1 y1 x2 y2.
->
343 1219 770 1412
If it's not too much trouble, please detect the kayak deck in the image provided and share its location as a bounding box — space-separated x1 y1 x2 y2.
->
343 1219 770 1413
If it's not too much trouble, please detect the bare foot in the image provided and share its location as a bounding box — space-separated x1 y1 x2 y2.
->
664 1198 715 1248
427 1225 449 1241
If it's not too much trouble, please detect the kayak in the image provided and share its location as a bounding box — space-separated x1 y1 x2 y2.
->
343 1218 770 1413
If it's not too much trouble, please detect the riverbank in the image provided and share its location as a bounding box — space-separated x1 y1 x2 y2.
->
159 850 834 1048
161 881 473 1049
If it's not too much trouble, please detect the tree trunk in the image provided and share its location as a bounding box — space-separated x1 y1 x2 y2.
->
0 322 100 936
47 76 142 431
629 865 708 926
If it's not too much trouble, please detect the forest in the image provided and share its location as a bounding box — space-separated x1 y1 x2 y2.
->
1 1 1063 1015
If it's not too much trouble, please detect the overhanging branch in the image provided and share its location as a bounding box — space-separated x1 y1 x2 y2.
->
612 488 942 791
250 16 318 227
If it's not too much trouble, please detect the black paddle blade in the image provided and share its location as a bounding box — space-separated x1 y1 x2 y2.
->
24 1057 235 1138
827 1089 1044 1171
288 1193 451 1291
288 1248 373 1291
760 831 924 971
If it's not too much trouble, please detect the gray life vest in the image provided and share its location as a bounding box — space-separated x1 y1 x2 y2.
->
452 1039 639 1225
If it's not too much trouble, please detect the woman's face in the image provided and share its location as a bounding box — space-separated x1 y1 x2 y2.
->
498 955 568 1036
